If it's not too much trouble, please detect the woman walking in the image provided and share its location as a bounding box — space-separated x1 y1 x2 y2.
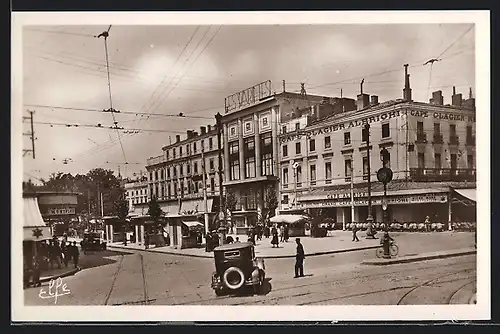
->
271 224 279 248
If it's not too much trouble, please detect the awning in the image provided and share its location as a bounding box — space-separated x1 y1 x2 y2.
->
160 202 181 215
454 188 476 202
270 214 308 224
23 197 51 241
181 219 204 229
181 198 213 214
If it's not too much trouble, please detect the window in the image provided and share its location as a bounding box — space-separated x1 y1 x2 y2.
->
245 156 256 178
209 138 213 149
200 140 204 152
362 157 369 176
450 124 456 137
167 168 170 178
283 168 289 184
244 137 255 151
417 121 424 135
179 146 183 156
262 152 273 176
180 181 184 196
324 136 331 149
283 195 289 204
383 150 391 168
166 150 169 160
295 142 301 155
310 164 316 185
295 123 300 131
261 133 272 148
418 153 425 169
362 127 369 142
434 153 441 169
173 166 177 177
344 132 351 145
466 126 473 144
296 165 302 187
149 172 153 181
210 178 215 192
229 141 239 154
193 142 197 153
161 184 165 198
283 144 288 157
382 123 390 138
173 148 176 158
450 154 457 170
467 155 474 169
154 170 158 181
309 139 316 152
187 144 191 155
325 162 332 184
161 169 164 180
167 183 171 197
230 160 240 181
179 165 183 176
345 159 352 178
434 123 440 134
282 125 287 134
186 164 191 175
209 158 215 170
193 162 198 174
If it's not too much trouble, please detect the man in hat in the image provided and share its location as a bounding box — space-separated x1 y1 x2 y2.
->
294 238 305 278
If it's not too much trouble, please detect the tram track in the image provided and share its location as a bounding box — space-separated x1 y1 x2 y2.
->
175 259 476 305
103 254 124 306
446 280 476 304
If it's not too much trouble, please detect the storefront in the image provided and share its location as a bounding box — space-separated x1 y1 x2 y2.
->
269 214 307 236
165 214 205 249
129 215 168 247
229 210 259 235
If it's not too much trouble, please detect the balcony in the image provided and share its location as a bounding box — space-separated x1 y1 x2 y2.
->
432 133 444 144
449 135 460 146
410 168 476 182
415 132 427 144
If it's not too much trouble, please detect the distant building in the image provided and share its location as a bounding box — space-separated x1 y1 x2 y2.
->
124 176 149 216
279 66 476 225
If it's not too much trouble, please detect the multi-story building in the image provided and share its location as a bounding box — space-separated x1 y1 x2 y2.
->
279 66 476 225
219 80 356 233
146 124 222 217
124 175 149 216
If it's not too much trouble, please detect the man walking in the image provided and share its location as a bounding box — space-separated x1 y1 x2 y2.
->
70 241 80 269
352 224 359 242
294 238 305 278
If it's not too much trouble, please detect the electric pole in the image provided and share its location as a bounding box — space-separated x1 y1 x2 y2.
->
215 112 224 226
23 110 36 159
201 148 209 237
365 123 373 221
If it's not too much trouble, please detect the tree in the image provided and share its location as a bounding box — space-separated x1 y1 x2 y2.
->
114 193 130 245
221 189 238 231
264 186 279 218
147 195 163 221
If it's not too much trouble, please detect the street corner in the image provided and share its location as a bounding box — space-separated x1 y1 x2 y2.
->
40 267 80 283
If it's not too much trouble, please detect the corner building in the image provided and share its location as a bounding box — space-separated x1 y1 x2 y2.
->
279 75 476 226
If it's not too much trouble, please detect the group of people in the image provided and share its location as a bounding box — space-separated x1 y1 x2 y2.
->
271 224 290 247
24 236 80 288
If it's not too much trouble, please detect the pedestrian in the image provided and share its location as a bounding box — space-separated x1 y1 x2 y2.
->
294 238 305 278
352 224 359 242
271 225 279 248
144 234 149 249
264 224 270 238
31 255 41 287
226 235 234 244
62 242 70 268
256 224 262 241
205 231 212 252
235 237 240 243
284 224 289 242
70 241 80 269
424 216 431 232
279 225 285 242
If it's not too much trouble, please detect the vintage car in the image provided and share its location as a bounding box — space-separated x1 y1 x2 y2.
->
80 232 107 254
211 242 265 296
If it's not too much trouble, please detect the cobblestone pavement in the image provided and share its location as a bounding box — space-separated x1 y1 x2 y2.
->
24 245 476 306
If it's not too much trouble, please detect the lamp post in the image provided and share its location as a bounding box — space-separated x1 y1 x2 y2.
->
377 147 393 259
365 124 373 222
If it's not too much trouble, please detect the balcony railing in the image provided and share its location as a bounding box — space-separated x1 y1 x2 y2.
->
449 135 459 146
410 168 476 182
432 133 444 144
415 132 427 144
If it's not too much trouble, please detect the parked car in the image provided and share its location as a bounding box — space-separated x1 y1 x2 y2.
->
80 232 107 254
211 242 265 296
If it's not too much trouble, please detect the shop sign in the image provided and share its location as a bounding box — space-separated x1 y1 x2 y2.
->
224 80 273 113
297 194 447 208
46 207 76 216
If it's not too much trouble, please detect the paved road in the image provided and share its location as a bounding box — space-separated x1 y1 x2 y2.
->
24 248 476 306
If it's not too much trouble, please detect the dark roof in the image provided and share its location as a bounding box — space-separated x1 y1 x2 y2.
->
214 242 253 252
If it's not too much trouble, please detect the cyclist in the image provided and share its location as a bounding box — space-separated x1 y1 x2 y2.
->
380 231 394 249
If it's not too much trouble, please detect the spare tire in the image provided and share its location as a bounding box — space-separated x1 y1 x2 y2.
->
222 267 245 290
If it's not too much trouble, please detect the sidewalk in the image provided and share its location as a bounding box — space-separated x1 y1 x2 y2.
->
107 231 475 259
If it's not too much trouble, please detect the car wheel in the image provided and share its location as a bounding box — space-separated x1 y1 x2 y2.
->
222 267 245 290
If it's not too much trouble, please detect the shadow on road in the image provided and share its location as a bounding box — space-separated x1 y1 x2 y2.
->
79 249 132 270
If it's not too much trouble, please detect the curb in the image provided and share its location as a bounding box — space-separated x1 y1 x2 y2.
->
361 249 476 266
107 244 380 259
40 267 80 283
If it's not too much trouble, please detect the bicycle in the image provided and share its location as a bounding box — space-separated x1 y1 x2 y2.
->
375 241 399 258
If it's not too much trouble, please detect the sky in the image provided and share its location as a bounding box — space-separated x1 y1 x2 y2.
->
21 22 475 183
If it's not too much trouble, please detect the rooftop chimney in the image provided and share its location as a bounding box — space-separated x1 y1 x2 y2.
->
186 130 194 139
370 95 379 106
357 78 370 110
403 64 412 101
429 90 444 106
176 135 181 143
451 86 463 107
200 126 207 135
207 125 212 132
464 87 475 109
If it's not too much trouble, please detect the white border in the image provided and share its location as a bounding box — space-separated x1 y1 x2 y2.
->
12 10 490 322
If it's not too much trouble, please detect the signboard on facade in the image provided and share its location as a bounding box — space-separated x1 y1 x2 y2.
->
224 80 273 113
297 194 447 208
46 207 76 216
